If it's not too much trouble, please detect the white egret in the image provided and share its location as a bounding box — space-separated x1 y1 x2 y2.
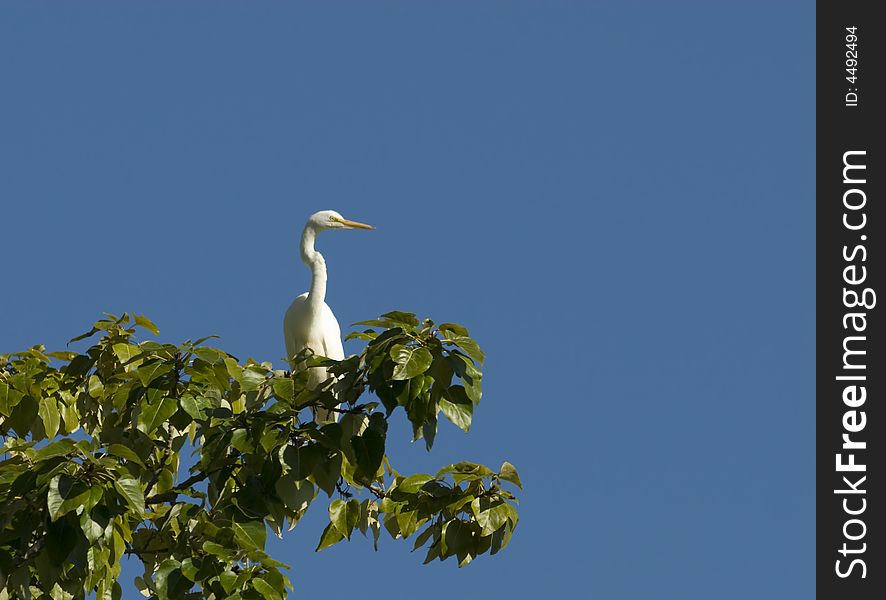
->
284 210 374 422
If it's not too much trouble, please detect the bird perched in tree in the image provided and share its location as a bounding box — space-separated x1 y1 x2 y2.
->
284 210 374 422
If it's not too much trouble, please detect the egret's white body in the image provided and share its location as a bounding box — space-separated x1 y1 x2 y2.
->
283 210 373 422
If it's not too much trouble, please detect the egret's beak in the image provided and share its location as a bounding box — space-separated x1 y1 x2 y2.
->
338 218 375 230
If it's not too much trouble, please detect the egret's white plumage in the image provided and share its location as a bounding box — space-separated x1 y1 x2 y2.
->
284 210 373 422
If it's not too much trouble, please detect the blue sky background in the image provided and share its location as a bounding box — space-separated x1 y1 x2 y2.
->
0 2 814 598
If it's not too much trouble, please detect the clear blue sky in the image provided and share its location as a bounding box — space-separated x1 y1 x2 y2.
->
0 2 814 598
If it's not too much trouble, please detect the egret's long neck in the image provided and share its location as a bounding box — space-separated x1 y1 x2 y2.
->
300 225 327 313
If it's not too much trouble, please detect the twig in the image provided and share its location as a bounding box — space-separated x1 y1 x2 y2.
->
145 470 211 505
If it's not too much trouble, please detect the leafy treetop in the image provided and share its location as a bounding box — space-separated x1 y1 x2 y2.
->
0 312 520 600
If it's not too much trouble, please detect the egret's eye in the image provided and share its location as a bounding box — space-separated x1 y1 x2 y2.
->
328 216 338 223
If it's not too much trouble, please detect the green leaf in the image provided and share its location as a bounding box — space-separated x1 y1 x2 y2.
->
112 527 126 565
112 343 139 365
46 477 72 521
87 374 104 397
356 499 375 536
79 511 104 544
442 519 476 563
504 502 519 527
329 499 349 538
440 387 473 432
180 394 212 420
240 367 267 392
383 513 408 546
346 499 361 536
422 411 437 451
202 541 232 558
426 354 454 391
0 381 18 416
396 509 421 537
344 330 378 342
62 354 95 379
218 571 237 594
114 477 145 516
315 522 345 551
193 347 223 363
232 519 267 551
412 524 435 551
137 396 178 435
224 357 244 381
251 578 283 600
181 558 198 582
33 438 76 461
180 558 198 582
230 428 251 454
45 517 79 567
68 326 100 344
60 400 80 434
47 476 102 521
437 462 494 484
272 378 294 402
37 398 60 438
390 345 433 380
499 461 522 489
438 323 469 337
351 427 385 479
136 362 174 387
397 474 435 494
352 319 392 328
133 314 160 335
275 476 314 513
462 378 482 405
154 558 182 600
444 335 485 364
6 394 38 435
423 538 441 564
381 311 419 328
86 544 109 573
476 502 511 536
311 451 342 496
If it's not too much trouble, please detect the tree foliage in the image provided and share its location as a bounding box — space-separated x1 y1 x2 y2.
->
0 312 520 599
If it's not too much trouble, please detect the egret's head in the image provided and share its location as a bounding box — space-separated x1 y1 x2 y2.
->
307 210 375 232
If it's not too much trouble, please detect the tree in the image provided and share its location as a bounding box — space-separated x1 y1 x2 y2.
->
0 312 520 599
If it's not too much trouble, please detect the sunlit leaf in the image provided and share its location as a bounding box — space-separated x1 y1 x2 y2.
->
136 362 174 387
390 345 433 380
133 314 160 335
114 477 145 516
251 578 283 600
397 474 435 494
440 387 473 432
443 335 485 364
381 311 419 328
137 396 178 435
33 437 76 461
438 323 469 337
233 519 267 551
499 461 523 489
315 522 345 551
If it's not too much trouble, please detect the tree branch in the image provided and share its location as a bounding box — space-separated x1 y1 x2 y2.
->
356 479 387 499
317 402 371 415
145 470 210 505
